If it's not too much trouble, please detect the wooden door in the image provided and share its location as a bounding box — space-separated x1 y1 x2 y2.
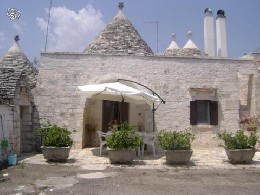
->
102 100 129 132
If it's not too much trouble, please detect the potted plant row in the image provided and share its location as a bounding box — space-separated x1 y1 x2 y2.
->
217 130 259 164
157 130 195 164
106 122 142 164
37 123 74 162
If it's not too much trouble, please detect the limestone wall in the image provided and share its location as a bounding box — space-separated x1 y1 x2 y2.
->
0 105 13 161
252 53 260 121
35 53 257 148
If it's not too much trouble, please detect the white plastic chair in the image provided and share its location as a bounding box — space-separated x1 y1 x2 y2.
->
97 131 111 155
141 132 156 157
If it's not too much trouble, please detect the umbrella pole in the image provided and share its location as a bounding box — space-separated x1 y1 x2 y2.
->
152 103 155 132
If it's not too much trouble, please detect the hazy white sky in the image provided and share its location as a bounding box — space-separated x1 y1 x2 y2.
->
0 0 260 61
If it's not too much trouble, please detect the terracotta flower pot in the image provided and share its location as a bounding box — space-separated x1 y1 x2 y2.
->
246 126 257 131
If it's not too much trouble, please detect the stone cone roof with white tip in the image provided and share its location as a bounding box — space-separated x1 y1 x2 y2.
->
0 37 37 102
182 31 207 57
84 3 153 56
164 34 181 56
165 31 207 57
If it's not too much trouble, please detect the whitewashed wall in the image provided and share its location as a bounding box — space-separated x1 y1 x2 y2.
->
35 53 257 149
0 105 13 161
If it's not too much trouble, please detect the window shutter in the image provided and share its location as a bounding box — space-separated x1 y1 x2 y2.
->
210 101 218 125
190 101 197 125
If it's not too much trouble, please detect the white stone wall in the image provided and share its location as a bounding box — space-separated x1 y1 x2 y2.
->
0 105 13 161
35 53 257 148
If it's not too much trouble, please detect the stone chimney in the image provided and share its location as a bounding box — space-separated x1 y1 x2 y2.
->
216 10 227 57
204 8 215 57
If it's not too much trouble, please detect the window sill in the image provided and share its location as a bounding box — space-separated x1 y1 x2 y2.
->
195 124 214 129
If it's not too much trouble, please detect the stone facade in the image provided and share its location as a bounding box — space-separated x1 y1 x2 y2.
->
1 4 259 156
0 39 37 161
252 52 260 121
35 53 257 149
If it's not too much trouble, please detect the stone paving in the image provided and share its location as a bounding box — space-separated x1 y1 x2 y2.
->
19 147 260 171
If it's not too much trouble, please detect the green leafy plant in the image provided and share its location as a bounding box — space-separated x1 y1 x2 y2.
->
106 122 142 150
1 139 9 149
37 124 73 147
217 130 259 150
157 130 195 150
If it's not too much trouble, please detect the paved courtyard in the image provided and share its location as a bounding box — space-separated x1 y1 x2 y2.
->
19 147 260 170
1 148 260 194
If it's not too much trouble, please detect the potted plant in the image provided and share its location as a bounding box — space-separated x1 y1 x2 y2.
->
1 139 9 164
37 123 73 161
217 130 259 164
239 115 259 132
157 130 195 164
106 122 142 164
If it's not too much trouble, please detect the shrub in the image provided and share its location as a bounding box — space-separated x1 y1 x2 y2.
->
106 122 142 150
157 130 195 150
217 130 259 150
37 124 73 147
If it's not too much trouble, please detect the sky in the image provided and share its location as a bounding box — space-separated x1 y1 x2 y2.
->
0 0 260 62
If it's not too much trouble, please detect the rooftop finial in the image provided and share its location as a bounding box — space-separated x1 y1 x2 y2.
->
118 2 124 10
14 35 20 42
187 31 192 39
171 34 176 41
204 8 213 15
217 9 226 18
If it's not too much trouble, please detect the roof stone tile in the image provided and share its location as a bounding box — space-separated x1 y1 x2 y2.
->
84 9 153 56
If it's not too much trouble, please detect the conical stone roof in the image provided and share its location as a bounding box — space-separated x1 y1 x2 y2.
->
164 34 181 56
165 31 207 57
0 68 26 103
0 36 37 88
182 31 207 57
84 3 153 56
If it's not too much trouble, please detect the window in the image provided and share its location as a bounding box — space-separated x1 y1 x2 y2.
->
190 100 218 125
197 100 209 123
20 87 28 94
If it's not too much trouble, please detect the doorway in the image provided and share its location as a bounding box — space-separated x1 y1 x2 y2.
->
102 100 129 132
20 105 33 152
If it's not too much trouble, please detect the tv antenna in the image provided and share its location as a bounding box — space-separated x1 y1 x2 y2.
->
44 0 53 52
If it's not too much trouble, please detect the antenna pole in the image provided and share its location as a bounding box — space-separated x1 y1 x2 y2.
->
156 21 158 53
44 0 53 52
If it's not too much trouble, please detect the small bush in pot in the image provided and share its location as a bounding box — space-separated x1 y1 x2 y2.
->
106 122 142 164
37 124 74 161
217 130 259 164
157 130 195 164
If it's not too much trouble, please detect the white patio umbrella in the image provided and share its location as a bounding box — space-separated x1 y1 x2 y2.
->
77 82 160 105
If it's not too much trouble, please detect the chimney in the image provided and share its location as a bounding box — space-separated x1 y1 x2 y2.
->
204 8 215 57
216 10 227 57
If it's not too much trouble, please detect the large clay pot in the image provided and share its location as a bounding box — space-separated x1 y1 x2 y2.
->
246 126 257 132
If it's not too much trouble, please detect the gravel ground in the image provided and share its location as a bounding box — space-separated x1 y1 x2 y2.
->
0 163 260 195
